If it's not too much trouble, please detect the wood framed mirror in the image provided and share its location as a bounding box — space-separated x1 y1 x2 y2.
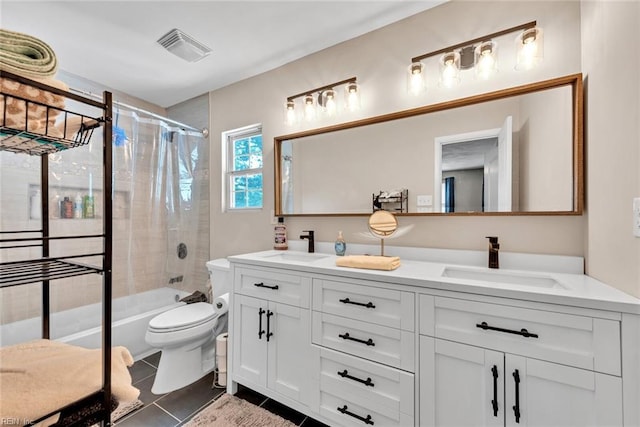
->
275 73 583 217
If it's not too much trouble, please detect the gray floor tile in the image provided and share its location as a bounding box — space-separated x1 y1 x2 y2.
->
143 351 162 368
155 372 224 421
135 374 167 406
129 360 157 384
116 404 179 427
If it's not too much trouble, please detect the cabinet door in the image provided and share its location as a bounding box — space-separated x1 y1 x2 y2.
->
267 301 312 404
232 294 268 387
505 355 623 427
420 337 504 427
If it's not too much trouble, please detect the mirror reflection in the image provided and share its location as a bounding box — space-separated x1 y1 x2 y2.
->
276 74 582 216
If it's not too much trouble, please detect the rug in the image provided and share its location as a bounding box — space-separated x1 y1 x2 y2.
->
87 399 143 426
183 394 297 427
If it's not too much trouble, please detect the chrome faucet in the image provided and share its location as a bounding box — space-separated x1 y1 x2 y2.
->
300 230 315 253
486 236 500 269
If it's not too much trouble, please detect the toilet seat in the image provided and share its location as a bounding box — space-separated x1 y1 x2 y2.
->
148 302 217 333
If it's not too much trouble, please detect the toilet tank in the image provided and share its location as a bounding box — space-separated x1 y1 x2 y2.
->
206 258 231 298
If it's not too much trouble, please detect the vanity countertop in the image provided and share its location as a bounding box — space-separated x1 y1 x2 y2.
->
228 250 640 315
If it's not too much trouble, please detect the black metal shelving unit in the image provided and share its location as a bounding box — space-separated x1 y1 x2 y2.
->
0 70 114 426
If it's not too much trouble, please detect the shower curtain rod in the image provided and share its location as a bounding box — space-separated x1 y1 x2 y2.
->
70 87 209 137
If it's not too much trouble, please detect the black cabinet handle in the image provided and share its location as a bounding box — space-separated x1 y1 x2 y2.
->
512 369 521 423
339 332 375 346
338 369 374 387
266 310 274 342
254 282 279 290
491 365 499 417
258 308 265 339
476 321 539 339
337 405 374 425
339 297 375 309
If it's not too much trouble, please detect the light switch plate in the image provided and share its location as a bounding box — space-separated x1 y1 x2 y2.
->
417 195 433 206
634 198 640 237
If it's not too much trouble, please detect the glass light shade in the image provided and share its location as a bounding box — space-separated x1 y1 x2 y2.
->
439 51 460 88
284 100 296 126
321 89 337 117
407 62 426 95
474 41 498 80
303 94 316 122
344 82 361 112
515 27 544 70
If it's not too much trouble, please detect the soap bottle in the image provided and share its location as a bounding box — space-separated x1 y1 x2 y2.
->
62 197 73 219
74 193 83 218
334 231 346 256
274 217 288 250
83 194 95 218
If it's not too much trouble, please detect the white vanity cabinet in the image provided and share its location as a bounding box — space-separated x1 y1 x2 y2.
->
231 266 313 405
310 277 416 427
228 251 639 427
419 294 624 427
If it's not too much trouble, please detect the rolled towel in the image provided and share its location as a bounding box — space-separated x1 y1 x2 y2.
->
0 28 58 78
336 255 401 271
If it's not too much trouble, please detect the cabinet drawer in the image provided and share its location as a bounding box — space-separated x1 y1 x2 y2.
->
234 266 310 308
312 312 415 371
433 296 621 375
312 278 415 331
316 389 414 427
313 347 414 417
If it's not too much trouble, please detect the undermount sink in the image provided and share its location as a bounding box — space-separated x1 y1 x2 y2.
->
263 252 329 263
441 266 568 290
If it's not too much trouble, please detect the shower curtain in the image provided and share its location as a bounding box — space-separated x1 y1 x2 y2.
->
0 105 209 326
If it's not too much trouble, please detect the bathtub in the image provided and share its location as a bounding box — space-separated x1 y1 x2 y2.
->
0 287 189 360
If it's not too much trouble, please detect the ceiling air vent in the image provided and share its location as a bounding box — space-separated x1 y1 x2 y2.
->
157 28 212 62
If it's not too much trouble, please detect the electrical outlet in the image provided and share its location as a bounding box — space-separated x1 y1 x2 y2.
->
417 195 432 206
633 198 640 237
417 206 432 213
270 210 278 225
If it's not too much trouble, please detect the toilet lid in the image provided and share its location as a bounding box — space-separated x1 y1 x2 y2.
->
149 302 217 331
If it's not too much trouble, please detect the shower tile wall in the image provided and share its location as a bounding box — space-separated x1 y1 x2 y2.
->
0 81 211 327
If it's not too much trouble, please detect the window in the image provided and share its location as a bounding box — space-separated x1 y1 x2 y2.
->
224 125 263 210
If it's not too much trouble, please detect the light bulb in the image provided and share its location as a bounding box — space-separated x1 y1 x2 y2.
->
407 62 426 95
284 100 296 126
303 94 316 122
439 52 460 88
344 82 360 112
475 41 498 80
516 27 544 70
322 89 337 117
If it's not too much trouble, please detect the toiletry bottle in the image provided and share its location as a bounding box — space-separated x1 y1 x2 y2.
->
335 230 346 256
30 189 41 220
274 217 288 250
83 194 95 218
62 197 73 219
50 190 60 219
74 193 83 218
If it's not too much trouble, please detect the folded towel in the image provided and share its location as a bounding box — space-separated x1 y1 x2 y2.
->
1 76 68 137
0 339 140 426
0 29 58 78
336 255 401 271
54 115 100 140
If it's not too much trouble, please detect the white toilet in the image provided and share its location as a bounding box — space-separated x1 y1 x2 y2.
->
145 258 230 394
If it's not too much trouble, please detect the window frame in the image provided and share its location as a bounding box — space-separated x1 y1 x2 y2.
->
222 124 263 211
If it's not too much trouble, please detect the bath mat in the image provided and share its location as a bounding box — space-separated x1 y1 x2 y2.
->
183 394 296 427
88 399 143 426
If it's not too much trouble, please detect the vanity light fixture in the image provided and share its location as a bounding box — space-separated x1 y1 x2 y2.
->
408 21 542 94
283 77 359 126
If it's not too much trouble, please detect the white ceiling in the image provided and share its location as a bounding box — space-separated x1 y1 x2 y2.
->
1 1 445 108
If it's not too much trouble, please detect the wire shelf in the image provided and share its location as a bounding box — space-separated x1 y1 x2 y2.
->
0 258 103 288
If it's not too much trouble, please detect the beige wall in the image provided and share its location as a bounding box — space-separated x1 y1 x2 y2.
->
581 1 640 297
210 0 586 263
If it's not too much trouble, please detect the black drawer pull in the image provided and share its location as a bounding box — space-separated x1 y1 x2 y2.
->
476 321 539 339
512 369 521 423
258 308 266 339
491 365 499 417
339 297 375 309
339 332 375 346
337 405 374 425
338 369 374 387
266 310 274 342
254 282 279 290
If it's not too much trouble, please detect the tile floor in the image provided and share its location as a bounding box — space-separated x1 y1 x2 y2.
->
116 352 328 427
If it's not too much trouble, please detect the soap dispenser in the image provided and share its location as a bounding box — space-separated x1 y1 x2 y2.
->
334 231 346 256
